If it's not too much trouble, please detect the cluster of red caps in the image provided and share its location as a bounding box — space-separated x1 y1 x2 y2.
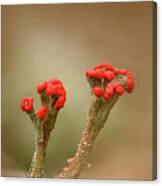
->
21 79 66 120
86 63 135 100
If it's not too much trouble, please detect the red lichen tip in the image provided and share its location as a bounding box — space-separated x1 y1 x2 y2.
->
103 92 111 101
50 79 63 85
45 79 66 96
93 69 104 79
54 95 66 111
46 84 57 96
126 76 135 93
85 62 115 80
94 63 114 71
21 97 33 112
37 78 67 111
86 62 135 99
37 81 47 93
115 69 129 75
37 106 47 120
102 83 115 100
105 83 115 96
115 82 125 96
45 79 67 111
93 87 104 97
104 71 115 81
86 70 96 78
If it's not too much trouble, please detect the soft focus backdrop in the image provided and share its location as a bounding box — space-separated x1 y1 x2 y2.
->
2 2 154 180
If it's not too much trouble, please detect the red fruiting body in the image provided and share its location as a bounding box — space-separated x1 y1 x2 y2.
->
94 63 114 71
46 79 62 89
22 79 66 115
93 87 104 97
106 83 114 96
46 81 54 88
121 69 129 75
118 69 129 75
127 73 134 80
45 79 67 111
37 81 47 93
103 92 111 100
106 64 114 71
94 69 105 79
126 77 135 93
115 82 125 96
86 70 96 78
86 62 135 99
54 96 65 111
46 85 57 96
46 81 66 96
50 79 63 85
115 68 129 75
21 97 33 112
104 71 115 81
37 106 47 119
56 86 66 96
94 63 108 70
58 95 66 104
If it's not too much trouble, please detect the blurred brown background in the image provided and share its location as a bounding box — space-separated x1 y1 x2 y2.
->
1 2 155 180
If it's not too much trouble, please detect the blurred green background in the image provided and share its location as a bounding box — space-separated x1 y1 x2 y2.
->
2 2 154 180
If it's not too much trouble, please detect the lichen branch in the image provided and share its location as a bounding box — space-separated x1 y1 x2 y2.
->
27 109 58 178
58 94 118 178
57 62 135 179
21 79 67 178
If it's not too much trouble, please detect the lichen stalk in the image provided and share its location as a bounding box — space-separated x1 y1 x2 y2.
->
58 62 134 179
21 79 66 178
27 109 58 178
58 93 119 178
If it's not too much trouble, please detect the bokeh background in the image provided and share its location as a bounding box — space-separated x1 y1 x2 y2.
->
1 2 155 180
